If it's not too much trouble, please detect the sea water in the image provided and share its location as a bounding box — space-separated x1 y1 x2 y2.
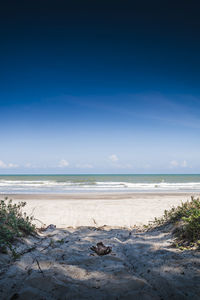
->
0 174 200 194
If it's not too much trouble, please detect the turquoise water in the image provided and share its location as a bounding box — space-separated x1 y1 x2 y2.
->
0 174 200 193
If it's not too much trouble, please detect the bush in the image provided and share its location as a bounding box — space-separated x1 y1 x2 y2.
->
152 196 200 249
0 198 36 253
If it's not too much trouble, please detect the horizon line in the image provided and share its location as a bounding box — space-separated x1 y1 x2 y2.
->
0 173 200 176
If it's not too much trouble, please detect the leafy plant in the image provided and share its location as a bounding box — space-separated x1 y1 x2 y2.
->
150 196 200 249
0 198 36 253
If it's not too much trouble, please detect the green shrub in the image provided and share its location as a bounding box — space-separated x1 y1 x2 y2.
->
0 198 36 253
152 196 200 249
182 210 200 242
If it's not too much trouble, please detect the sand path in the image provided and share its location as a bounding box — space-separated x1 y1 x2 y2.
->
0 225 200 300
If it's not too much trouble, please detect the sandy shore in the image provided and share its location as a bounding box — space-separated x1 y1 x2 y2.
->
1 193 200 299
1 225 200 299
2 192 196 227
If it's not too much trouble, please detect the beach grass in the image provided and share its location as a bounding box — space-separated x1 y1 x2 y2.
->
0 198 36 255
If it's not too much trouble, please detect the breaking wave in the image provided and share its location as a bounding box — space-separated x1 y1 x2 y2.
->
0 179 200 193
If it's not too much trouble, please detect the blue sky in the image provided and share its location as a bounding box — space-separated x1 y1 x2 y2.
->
0 1 200 174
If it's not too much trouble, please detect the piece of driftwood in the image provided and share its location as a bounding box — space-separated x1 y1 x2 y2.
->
90 242 112 256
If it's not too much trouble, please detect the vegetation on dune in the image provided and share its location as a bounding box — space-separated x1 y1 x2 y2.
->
151 196 200 249
0 197 36 255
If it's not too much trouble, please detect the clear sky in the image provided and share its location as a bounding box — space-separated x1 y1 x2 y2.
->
0 0 200 174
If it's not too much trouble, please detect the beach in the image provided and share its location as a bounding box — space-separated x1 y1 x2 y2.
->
1 0 200 297
1 192 200 299
3 192 195 228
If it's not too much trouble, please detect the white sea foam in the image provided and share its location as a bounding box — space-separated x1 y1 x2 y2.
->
0 179 200 193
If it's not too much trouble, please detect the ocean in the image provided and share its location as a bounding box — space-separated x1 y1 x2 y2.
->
0 174 200 194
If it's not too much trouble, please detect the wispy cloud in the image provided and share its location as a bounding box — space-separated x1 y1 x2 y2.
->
58 159 69 168
61 93 200 129
109 154 119 162
170 160 179 168
169 160 188 168
108 154 132 169
181 160 188 168
0 160 19 169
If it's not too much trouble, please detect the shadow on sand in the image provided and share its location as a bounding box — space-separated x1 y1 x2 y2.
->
0 226 200 300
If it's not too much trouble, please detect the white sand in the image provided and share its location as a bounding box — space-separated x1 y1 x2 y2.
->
1 193 200 299
4 192 195 227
